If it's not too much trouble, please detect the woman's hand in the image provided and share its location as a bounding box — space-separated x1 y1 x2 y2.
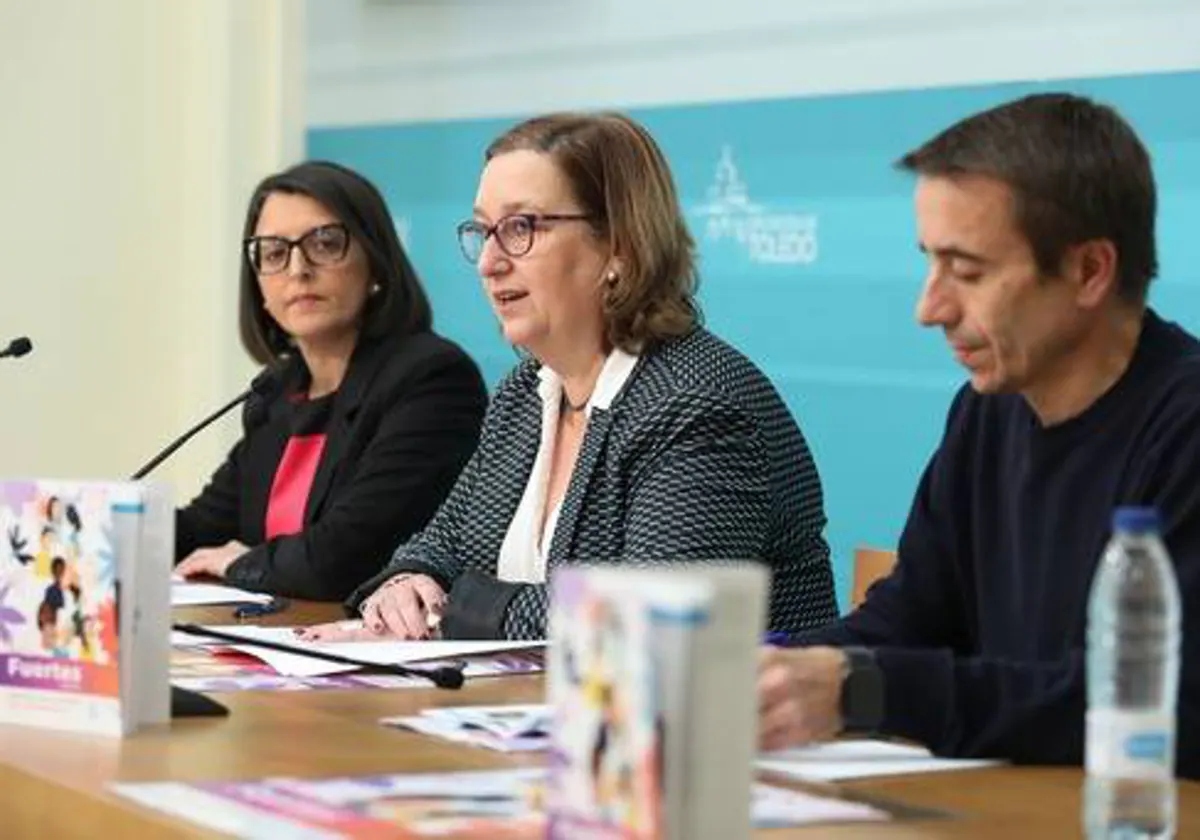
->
176 541 250 580
297 573 447 641
362 573 447 638
293 620 385 642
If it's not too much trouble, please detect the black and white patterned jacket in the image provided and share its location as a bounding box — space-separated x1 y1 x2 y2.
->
348 327 837 638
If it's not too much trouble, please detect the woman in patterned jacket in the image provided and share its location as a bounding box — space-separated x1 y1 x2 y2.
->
302 113 837 640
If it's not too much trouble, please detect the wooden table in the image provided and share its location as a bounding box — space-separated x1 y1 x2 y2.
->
1 601 1196 838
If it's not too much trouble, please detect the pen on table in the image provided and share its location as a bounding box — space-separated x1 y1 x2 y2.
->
233 596 290 621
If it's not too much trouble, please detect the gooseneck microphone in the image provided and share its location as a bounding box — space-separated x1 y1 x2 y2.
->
171 623 466 689
0 336 33 359
131 364 284 481
131 388 255 480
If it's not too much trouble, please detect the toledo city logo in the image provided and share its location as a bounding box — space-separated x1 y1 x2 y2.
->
693 146 818 265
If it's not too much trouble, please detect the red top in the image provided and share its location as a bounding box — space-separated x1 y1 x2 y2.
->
263 392 336 541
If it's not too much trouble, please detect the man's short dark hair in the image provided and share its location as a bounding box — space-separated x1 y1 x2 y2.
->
896 92 1158 303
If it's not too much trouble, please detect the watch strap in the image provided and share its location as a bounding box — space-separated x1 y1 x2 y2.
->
840 646 885 734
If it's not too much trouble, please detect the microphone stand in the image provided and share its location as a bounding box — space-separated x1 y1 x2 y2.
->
173 623 465 689
131 389 253 480
133 367 278 717
131 358 289 482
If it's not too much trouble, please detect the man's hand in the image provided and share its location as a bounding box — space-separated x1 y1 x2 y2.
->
757 645 848 751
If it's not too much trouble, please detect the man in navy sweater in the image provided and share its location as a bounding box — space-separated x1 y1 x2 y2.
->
758 92 1200 779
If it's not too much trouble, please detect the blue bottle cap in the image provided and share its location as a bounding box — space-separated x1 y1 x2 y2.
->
1112 506 1161 534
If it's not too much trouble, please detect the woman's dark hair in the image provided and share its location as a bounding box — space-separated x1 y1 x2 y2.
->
238 160 432 364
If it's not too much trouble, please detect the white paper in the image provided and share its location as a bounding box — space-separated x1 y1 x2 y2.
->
172 626 355 678
171 630 220 647
757 739 1001 782
171 581 272 607
385 714 550 753
382 703 554 752
173 625 544 677
426 703 551 738
112 783 338 840
752 783 886 826
277 768 546 803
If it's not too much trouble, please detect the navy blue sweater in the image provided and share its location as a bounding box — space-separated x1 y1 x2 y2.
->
802 309 1200 779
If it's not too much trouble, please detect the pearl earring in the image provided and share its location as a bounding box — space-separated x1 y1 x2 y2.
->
370 283 381 295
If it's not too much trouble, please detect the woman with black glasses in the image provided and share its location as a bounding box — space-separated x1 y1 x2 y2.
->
301 114 837 641
174 161 487 601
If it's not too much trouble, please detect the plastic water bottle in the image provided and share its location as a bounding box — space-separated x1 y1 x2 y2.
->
1084 506 1181 839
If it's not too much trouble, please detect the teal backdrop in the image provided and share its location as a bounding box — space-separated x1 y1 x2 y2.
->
308 70 1200 609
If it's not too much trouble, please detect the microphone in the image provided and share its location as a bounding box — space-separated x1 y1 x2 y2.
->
0 336 32 359
131 363 285 481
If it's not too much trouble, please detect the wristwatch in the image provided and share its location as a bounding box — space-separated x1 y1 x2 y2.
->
840 646 885 734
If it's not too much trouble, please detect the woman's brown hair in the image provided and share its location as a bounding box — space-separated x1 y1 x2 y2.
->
486 113 700 352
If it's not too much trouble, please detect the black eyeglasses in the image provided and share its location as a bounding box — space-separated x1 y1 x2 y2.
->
455 213 591 263
245 223 351 276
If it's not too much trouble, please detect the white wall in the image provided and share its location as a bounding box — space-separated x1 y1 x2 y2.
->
307 0 1200 126
0 1 304 502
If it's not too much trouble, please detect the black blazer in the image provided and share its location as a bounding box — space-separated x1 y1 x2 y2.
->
350 328 838 638
176 330 487 601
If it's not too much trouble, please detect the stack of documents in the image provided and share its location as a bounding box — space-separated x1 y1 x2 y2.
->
171 625 544 679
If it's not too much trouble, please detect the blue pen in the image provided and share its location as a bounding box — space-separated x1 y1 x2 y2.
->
233 596 290 621
763 631 792 646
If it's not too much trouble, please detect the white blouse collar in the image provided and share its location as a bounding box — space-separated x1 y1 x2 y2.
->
536 345 640 415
